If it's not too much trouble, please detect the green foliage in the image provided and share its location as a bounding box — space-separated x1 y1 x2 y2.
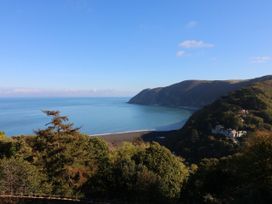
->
84 142 189 203
183 131 272 204
0 157 51 194
175 79 272 162
1 90 272 204
32 111 110 196
0 134 18 158
0 111 111 197
0 131 6 140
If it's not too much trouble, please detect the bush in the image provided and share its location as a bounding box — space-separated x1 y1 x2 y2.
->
0 157 51 194
183 131 272 204
84 142 189 203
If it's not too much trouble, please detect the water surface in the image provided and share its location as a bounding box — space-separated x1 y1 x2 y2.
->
0 97 193 136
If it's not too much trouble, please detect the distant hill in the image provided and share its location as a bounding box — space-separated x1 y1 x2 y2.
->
129 75 272 108
172 78 272 162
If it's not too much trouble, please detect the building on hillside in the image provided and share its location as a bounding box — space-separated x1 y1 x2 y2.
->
212 125 247 138
240 109 249 115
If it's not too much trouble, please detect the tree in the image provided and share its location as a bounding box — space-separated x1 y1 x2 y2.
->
36 110 80 136
0 131 6 140
84 142 189 203
183 131 272 204
0 157 51 195
34 110 81 196
0 133 17 159
32 110 110 197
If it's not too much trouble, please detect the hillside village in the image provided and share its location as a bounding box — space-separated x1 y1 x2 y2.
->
212 124 247 138
211 109 249 139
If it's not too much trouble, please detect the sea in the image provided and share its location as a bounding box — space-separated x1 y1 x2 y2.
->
0 97 194 136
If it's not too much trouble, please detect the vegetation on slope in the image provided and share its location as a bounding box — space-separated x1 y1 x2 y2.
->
0 79 272 203
83 142 189 203
0 111 189 203
174 79 272 162
129 75 272 108
182 130 272 204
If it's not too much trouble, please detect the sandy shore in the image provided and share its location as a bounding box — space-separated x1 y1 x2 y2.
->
91 129 179 147
91 130 150 145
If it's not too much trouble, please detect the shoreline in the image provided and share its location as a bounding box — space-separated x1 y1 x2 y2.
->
90 129 154 137
99 130 153 145
127 101 199 111
96 129 179 147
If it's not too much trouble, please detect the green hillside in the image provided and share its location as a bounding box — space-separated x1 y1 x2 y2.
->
174 79 272 162
129 75 272 108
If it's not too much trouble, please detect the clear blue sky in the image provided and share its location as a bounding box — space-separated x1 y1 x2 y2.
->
0 0 271 96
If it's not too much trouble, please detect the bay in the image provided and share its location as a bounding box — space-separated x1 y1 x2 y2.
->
0 97 193 136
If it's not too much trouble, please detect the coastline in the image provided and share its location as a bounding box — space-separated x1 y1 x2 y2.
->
95 129 180 147
90 129 154 137
94 130 152 145
127 101 199 111
0 97 192 137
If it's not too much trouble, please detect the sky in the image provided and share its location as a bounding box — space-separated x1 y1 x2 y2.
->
0 0 271 97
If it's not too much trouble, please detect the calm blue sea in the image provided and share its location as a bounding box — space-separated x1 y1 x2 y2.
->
0 97 193 136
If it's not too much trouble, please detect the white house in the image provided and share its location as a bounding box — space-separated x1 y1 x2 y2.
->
211 125 247 138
